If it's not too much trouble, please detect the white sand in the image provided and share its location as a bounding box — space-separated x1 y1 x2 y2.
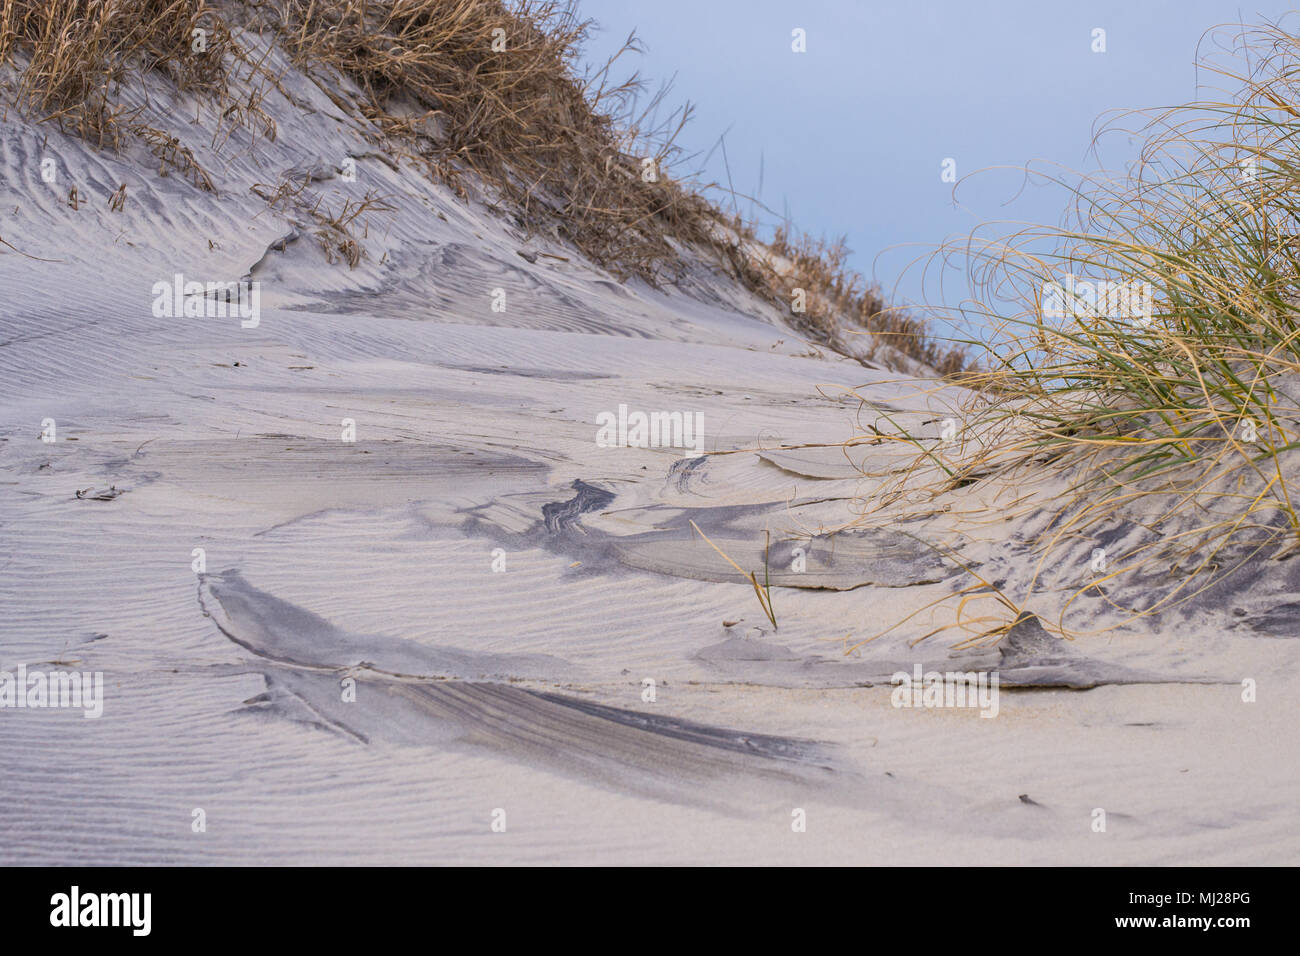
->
1 39 1297 864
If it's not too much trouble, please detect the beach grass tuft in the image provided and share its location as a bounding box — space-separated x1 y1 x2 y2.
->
852 18 1300 635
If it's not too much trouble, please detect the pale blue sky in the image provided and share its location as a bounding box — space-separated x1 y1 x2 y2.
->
576 0 1296 331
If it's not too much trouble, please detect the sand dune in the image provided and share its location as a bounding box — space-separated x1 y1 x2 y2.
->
2 28 1297 865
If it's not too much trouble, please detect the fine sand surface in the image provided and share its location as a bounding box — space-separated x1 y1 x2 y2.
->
2 45 1297 865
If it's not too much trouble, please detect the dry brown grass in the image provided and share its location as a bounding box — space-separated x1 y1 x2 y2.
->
761 226 968 375
251 169 394 267
0 0 968 374
0 0 256 143
271 0 732 283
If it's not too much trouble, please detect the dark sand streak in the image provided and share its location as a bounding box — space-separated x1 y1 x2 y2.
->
197 570 840 810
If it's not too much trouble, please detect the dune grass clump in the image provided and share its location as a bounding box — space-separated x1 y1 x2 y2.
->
0 0 270 164
272 0 732 285
867 18 1300 632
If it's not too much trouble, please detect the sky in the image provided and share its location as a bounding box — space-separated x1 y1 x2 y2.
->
575 0 1298 333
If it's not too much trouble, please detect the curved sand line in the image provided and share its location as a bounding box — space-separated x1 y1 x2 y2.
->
198 569 843 809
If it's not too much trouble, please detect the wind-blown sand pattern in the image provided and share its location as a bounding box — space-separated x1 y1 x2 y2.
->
2 19 1298 866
